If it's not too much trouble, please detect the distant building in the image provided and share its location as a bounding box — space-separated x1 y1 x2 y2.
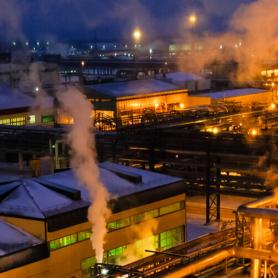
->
0 162 186 277
0 85 54 126
84 79 211 125
156 71 211 92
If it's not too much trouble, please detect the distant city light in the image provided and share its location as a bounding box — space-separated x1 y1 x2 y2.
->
35 87 39 93
179 103 185 109
36 41 40 46
25 42 29 46
81 60 85 67
219 44 223 50
12 41 16 46
149 48 153 54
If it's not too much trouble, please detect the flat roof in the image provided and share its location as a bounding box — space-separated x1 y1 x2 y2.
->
199 88 267 100
85 79 182 99
0 85 33 110
157 72 204 82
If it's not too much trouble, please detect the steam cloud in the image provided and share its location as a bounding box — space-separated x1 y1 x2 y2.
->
56 87 111 262
180 0 278 82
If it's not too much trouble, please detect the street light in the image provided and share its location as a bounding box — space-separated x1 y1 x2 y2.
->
133 28 142 43
188 14 197 27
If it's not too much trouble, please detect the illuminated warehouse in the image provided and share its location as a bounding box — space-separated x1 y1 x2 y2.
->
0 161 186 278
84 79 211 124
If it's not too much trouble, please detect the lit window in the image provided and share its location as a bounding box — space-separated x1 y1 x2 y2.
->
29 115 36 124
78 230 91 241
42 115 54 124
159 226 184 250
81 256 96 278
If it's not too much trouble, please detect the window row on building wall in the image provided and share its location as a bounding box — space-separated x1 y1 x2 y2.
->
49 201 185 252
80 225 185 278
0 114 54 126
107 201 185 231
49 229 91 251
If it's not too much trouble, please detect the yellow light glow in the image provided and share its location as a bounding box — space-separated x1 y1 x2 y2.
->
212 127 219 135
179 103 185 109
249 128 258 136
269 102 276 110
154 103 159 108
133 29 142 42
189 14 197 25
81 60 85 67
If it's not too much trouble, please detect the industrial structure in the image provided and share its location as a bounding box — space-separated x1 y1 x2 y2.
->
0 162 186 278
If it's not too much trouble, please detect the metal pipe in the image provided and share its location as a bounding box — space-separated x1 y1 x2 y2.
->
163 249 234 278
264 260 267 278
251 218 263 278
160 246 278 278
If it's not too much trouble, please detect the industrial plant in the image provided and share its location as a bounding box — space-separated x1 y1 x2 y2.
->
1 1 278 278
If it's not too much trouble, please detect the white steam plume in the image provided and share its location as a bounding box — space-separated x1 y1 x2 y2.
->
179 0 278 82
56 86 111 262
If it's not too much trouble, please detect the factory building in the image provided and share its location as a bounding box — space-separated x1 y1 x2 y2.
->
85 79 211 125
0 162 186 278
0 85 54 126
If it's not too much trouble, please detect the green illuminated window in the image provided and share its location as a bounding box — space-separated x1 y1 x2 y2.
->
159 226 184 250
107 202 184 232
108 217 130 231
78 230 92 241
81 256 96 278
49 234 77 250
159 202 184 216
42 115 54 124
49 228 94 251
105 245 127 264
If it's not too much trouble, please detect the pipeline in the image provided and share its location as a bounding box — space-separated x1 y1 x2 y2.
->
163 248 234 278
162 246 278 278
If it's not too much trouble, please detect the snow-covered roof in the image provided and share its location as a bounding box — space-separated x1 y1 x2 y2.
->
86 79 181 99
157 72 204 82
0 179 89 219
0 85 34 110
0 219 42 256
41 161 182 201
199 88 266 100
0 162 181 218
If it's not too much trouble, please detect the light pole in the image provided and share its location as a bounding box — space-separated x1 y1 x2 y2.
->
133 28 142 60
188 14 197 54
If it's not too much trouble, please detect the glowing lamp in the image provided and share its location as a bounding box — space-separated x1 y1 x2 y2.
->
189 14 197 25
133 29 142 42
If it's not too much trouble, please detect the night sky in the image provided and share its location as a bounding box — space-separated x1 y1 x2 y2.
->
0 0 254 42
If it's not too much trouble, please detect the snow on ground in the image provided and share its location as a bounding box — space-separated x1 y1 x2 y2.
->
187 214 218 241
89 79 179 98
